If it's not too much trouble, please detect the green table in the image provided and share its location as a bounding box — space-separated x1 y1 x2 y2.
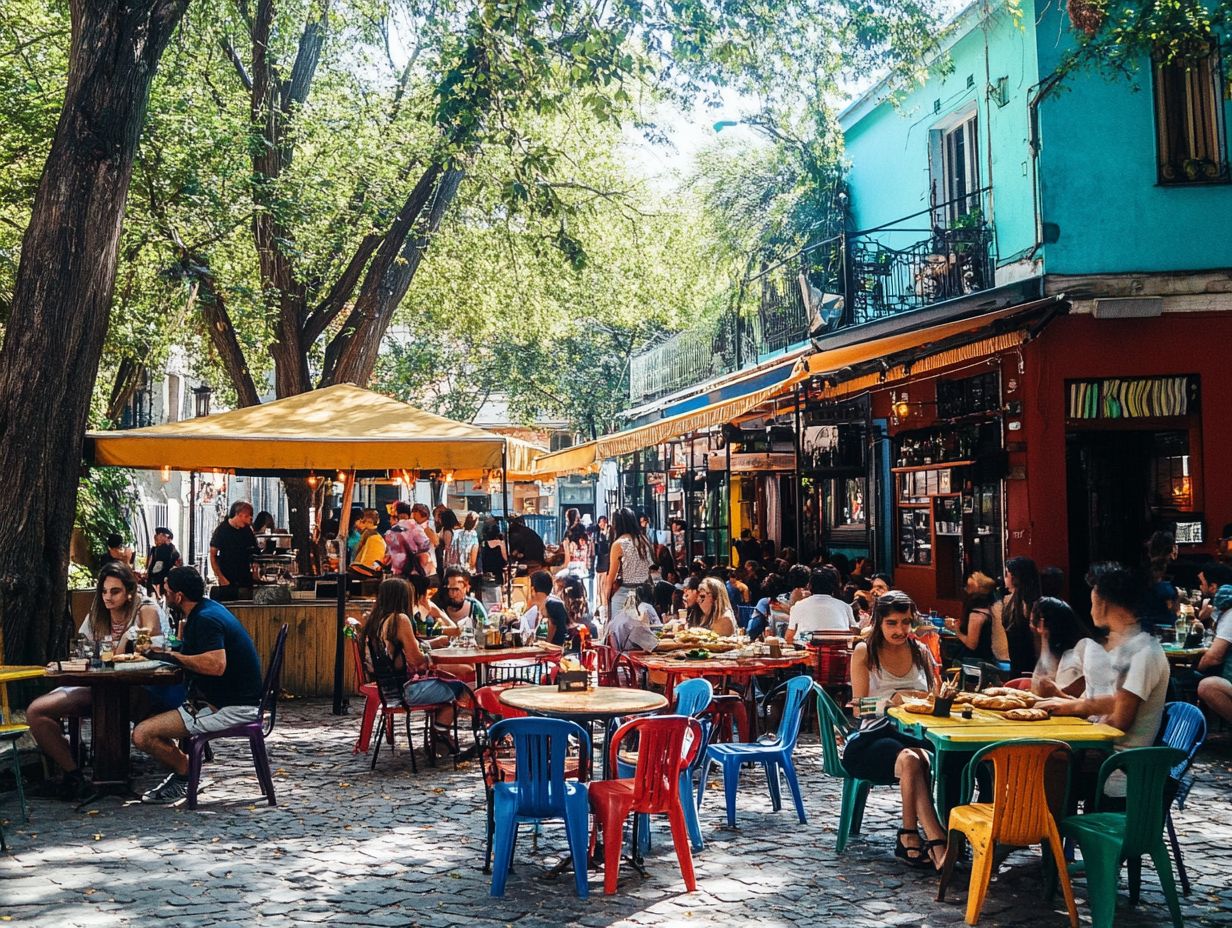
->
889 706 1123 820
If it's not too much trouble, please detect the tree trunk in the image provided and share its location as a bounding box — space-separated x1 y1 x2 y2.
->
0 0 189 663
282 477 317 575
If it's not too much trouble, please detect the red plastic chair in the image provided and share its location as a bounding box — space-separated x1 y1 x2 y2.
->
1004 677 1033 691
348 618 406 755
588 715 702 894
703 694 750 744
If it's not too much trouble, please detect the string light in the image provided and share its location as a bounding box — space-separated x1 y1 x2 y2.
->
160 465 171 483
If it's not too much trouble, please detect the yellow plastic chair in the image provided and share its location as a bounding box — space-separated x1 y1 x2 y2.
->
937 739 1078 928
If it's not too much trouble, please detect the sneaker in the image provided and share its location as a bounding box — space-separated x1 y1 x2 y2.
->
141 773 189 804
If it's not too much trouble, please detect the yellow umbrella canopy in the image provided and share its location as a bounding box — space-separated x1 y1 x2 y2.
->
84 383 539 477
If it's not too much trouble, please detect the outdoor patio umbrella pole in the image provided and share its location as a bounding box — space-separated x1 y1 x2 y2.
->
332 469 356 715
502 442 511 605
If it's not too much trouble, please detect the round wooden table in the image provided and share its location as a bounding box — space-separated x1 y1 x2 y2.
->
43 665 183 793
498 685 668 778
430 644 557 687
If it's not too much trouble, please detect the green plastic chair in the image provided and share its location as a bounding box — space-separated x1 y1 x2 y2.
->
814 685 898 852
1059 746 1186 928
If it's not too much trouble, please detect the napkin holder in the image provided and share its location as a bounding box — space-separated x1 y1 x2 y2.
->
930 694 955 718
557 670 590 692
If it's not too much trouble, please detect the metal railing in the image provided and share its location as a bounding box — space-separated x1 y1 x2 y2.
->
627 191 996 406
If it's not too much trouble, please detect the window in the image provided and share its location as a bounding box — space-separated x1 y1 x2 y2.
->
1153 43 1228 184
929 110 980 225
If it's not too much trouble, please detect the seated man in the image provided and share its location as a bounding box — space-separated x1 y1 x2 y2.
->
433 566 488 635
133 566 264 804
784 566 853 645
1196 579 1232 723
1038 562 1170 803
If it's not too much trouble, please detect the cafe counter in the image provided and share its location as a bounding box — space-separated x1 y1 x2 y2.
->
228 599 370 697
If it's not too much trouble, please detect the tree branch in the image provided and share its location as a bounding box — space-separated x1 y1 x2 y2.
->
302 231 381 343
282 5 329 115
221 35 253 91
186 256 262 407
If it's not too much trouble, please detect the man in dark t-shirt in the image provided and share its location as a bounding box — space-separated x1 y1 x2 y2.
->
145 526 181 596
134 566 265 804
210 501 260 588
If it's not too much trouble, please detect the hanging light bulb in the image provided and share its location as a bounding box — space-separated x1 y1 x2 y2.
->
307 471 318 489
337 470 346 483
443 471 454 484
160 465 171 483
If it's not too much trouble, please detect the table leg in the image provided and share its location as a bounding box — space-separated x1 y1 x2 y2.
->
88 684 133 790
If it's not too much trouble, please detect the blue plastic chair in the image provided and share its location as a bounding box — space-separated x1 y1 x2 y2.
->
1155 701 1207 896
736 604 756 630
617 678 714 853
488 718 591 898
697 675 814 826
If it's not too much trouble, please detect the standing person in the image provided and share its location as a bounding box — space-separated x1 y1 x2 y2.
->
348 509 387 578
134 566 265 804
144 527 180 597
605 507 653 624
846 591 946 869
437 509 460 570
435 567 489 635
950 571 999 663
28 564 165 799
669 518 687 567
592 515 612 607
507 516 546 569
559 508 590 582
447 511 480 573
209 501 260 593
1037 563 1171 803
477 518 509 605
560 575 596 641
385 502 433 579
693 577 738 635
101 532 134 569
998 556 1041 676
785 567 852 643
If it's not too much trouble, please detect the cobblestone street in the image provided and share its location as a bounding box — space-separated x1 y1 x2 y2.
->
3 700 1230 928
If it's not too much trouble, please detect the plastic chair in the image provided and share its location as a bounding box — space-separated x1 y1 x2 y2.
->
698 675 813 827
1003 677 1033 691
1058 746 1187 928
702 693 749 744
617 678 714 853
488 718 591 898
736 604 756 630
347 617 401 754
185 623 287 810
590 715 702 894
813 683 898 851
1155 702 1207 896
937 739 1078 927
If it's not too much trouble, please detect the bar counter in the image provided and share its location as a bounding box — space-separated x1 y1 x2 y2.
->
228 600 370 697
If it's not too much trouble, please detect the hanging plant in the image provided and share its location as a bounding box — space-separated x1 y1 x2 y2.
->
1068 0 1106 36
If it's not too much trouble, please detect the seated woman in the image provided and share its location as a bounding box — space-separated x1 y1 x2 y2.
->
693 576 737 636
950 570 998 663
362 577 465 740
28 564 166 799
1031 596 1095 697
846 591 947 869
407 573 457 648
605 581 661 654
560 575 596 642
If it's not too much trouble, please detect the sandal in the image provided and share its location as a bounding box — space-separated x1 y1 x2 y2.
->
923 837 948 871
895 828 931 868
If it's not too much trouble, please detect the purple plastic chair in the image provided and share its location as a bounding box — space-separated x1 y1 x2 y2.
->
185 623 288 810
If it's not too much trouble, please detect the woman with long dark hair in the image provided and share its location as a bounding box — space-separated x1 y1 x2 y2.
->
604 506 652 623
362 578 464 738
952 571 998 663
999 556 1041 675
592 515 612 608
27 564 164 799
1031 597 1096 697
846 591 945 869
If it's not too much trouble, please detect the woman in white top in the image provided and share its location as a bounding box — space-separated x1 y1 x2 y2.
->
1030 596 1095 697
846 591 946 870
605 507 653 622
27 564 163 798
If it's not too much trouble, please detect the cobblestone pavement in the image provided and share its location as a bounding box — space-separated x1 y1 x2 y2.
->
3 699 1230 928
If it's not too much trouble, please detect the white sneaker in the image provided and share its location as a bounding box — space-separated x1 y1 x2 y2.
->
141 773 189 804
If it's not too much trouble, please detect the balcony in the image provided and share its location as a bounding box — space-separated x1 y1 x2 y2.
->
627 193 997 407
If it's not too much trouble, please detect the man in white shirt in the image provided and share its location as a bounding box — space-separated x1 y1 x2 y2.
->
1038 562 1170 799
785 567 853 644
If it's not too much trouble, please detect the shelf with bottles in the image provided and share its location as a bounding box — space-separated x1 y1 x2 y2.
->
893 420 1000 470
933 495 963 537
